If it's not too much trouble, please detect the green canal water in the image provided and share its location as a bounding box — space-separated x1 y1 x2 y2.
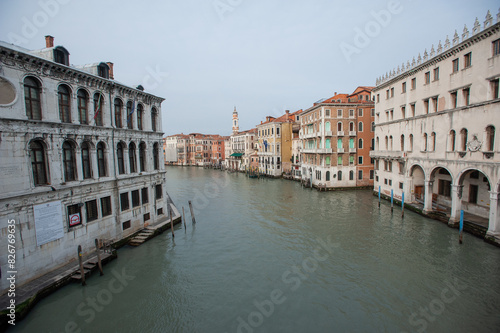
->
10 167 500 333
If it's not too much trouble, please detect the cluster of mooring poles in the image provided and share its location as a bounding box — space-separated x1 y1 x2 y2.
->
377 186 464 244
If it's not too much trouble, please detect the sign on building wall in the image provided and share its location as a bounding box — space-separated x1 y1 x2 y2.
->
34 201 64 246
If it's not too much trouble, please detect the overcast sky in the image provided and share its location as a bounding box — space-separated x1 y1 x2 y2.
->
1 0 497 136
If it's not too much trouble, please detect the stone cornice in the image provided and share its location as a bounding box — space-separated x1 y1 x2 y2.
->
0 44 165 105
374 21 500 92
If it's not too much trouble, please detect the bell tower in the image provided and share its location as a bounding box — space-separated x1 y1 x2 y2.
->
232 106 239 134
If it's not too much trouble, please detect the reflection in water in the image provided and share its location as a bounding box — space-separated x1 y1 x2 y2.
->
11 167 500 333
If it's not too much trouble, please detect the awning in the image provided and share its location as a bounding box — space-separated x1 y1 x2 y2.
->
230 153 243 157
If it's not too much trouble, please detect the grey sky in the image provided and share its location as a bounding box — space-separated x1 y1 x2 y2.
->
0 0 497 136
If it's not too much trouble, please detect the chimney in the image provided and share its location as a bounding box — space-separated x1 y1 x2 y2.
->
286 110 289 115
45 35 54 48
334 92 337 96
107 62 114 80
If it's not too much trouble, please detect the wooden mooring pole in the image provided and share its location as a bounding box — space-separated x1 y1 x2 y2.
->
182 206 186 230
77 245 86 286
401 192 405 218
95 239 103 276
378 186 381 208
189 200 196 224
391 189 394 213
169 206 175 238
459 210 464 244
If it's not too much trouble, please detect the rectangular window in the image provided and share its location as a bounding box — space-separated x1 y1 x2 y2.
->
376 94 380 103
384 178 388 185
141 187 149 204
432 97 438 112
85 199 98 222
358 170 363 180
410 103 415 117
120 192 129 211
101 196 112 217
358 108 363 117
325 109 330 117
411 78 416 89
452 58 459 73
390 87 394 97
349 109 354 118
349 155 354 165
371 108 375 117
438 179 452 197
389 179 392 186
463 88 470 106
401 106 406 118
132 190 140 207
326 156 331 165
369 170 374 180
337 156 343 165
464 52 471 68
157 208 164 215
402 82 406 93
337 109 342 118
433 67 439 81
155 184 163 200
122 221 131 230
143 213 150 222
399 182 404 190
386 89 389 99
423 99 429 114
469 184 478 204
451 91 458 108
494 38 500 56
358 156 363 164
492 79 500 99
425 72 430 84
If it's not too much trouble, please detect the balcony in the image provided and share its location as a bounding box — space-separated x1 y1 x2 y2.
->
349 131 356 136
369 150 406 159
337 131 345 136
303 133 316 139
324 131 333 136
317 148 333 154
302 148 317 154
349 148 356 153
337 148 345 153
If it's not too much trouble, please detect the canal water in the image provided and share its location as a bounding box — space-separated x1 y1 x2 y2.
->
11 167 500 333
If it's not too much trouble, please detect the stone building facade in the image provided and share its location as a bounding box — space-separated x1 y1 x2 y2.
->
371 13 500 244
0 37 173 293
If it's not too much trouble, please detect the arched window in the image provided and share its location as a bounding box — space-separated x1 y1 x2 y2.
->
358 138 363 149
129 142 137 173
151 107 158 132
77 89 88 124
24 77 42 120
58 85 71 123
409 134 414 151
139 142 146 172
114 98 123 128
325 121 331 132
137 104 144 130
349 122 354 131
93 93 104 126
97 142 107 177
153 142 159 170
326 171 330 181
385 136 388 150
460 128 468 151
325 138 331 149
62 141 76 181
431 132 436 151
358 121 363 132
423 133 428 151
449 130 456 151
401 135 405 151
30 140 48 185
117 143 125 175
486 125 495 151
337 122 342 132
389 136 393 150
371 122 375 132
127 101 134 129
376 137 379 150
81 142 92 179
349 170 354 180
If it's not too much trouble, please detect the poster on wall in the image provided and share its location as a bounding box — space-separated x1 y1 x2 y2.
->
34 201 64 247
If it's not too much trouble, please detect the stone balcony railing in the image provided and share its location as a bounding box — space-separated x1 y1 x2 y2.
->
369 150 406 159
